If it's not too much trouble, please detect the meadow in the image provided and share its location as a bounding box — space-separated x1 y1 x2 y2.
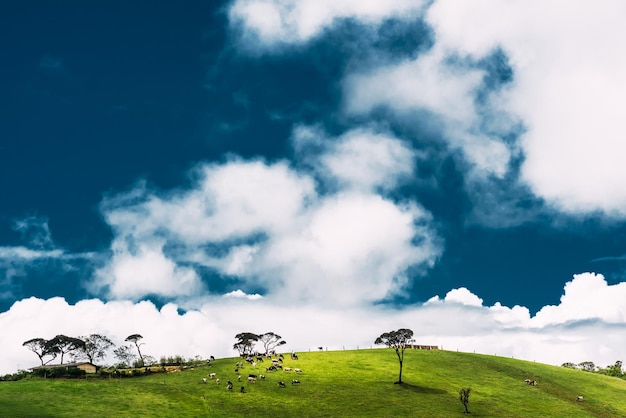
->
1 349 625 417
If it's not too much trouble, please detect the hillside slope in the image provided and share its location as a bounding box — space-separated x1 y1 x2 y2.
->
1 349 625 417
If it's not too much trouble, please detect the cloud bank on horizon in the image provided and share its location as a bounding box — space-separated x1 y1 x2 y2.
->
2 0 626 374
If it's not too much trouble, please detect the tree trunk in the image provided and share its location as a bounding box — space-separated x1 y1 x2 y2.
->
398 359 403 384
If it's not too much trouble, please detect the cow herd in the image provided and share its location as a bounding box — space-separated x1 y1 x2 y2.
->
202 352 304 393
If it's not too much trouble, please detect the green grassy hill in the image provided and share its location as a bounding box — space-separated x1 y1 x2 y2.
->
1 349 625 417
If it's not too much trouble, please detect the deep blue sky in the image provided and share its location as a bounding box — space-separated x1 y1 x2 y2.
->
2 0 626 315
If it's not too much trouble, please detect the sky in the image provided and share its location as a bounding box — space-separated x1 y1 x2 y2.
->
1 0 626 374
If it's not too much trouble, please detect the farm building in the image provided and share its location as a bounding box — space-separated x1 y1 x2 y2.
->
30 362 98 374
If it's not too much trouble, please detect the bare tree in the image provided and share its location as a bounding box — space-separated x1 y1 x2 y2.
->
258 332 286 355
374 328 414 384
113 345 136 367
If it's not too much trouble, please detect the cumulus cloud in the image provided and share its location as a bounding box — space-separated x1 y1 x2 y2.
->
2 273 626 375
228 0 428 49
231 0 626 217
424 0 626 215
91 129 440 306
292 125 416 192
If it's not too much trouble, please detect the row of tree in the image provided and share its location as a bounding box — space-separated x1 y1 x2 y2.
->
23 334 146 367
233 332 286 356
561 360 625 378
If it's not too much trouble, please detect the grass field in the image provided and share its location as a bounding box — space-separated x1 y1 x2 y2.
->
1 349 625 417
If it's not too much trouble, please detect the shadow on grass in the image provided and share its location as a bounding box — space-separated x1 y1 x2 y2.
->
397 382 447 395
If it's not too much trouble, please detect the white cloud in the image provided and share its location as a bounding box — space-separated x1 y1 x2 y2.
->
94 135 440 305
234 0 626 216
2 273 626 375
424 0 626 215
293 126 416 192
228 0 427 48
93 241 204 299
343 42 512 178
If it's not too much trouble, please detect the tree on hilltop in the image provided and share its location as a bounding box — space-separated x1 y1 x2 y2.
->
125 334 145 365
375 328 414 384
113 345 136 368
258 332 286 355
233 332 259 356
23 338 58 366
75 334 115 364
45 335 86 365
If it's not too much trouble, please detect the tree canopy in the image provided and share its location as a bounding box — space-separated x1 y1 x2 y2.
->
75 334 115 364
45 335 85 365
125 334 145 363
23 338 57 366
233 332 259 356
375 328 414 384
258 332 286 355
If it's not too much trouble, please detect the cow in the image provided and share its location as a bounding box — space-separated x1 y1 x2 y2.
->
248 374 257 378
208 373 216 379
248 376 257 383
294 368 302 373
216 378 220 385
259 374 266 380
202 378 207 384
227 383 233 391
577 396 584 402
283 367 292 372
278 381 286 388
292 379 300 385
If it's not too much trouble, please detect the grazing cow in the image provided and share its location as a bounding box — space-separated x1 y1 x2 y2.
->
209 373 216 379
240 386 245 393
227 380 233 386
266 366 276 372
284 367 292 372
252 362 257 368
216 378 220 385
577 396 584 402
237 375 242 382
524 379 531 384
259 374 266 380
248 374 257 378
202 378 207 383
294 368 302 373
292 379 300 385
278 381 286 388
227 383 233 391
248 376 257 383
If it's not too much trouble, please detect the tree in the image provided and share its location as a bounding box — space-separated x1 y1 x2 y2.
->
459 387 472 414
113 345 136 368
125 334 145 365
74 334 114 364
22 338 58 365
578 361 596 372
606 360 623 377
45 335 85 365
233 332 259 356
374 328 414 384
258 332 286 355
